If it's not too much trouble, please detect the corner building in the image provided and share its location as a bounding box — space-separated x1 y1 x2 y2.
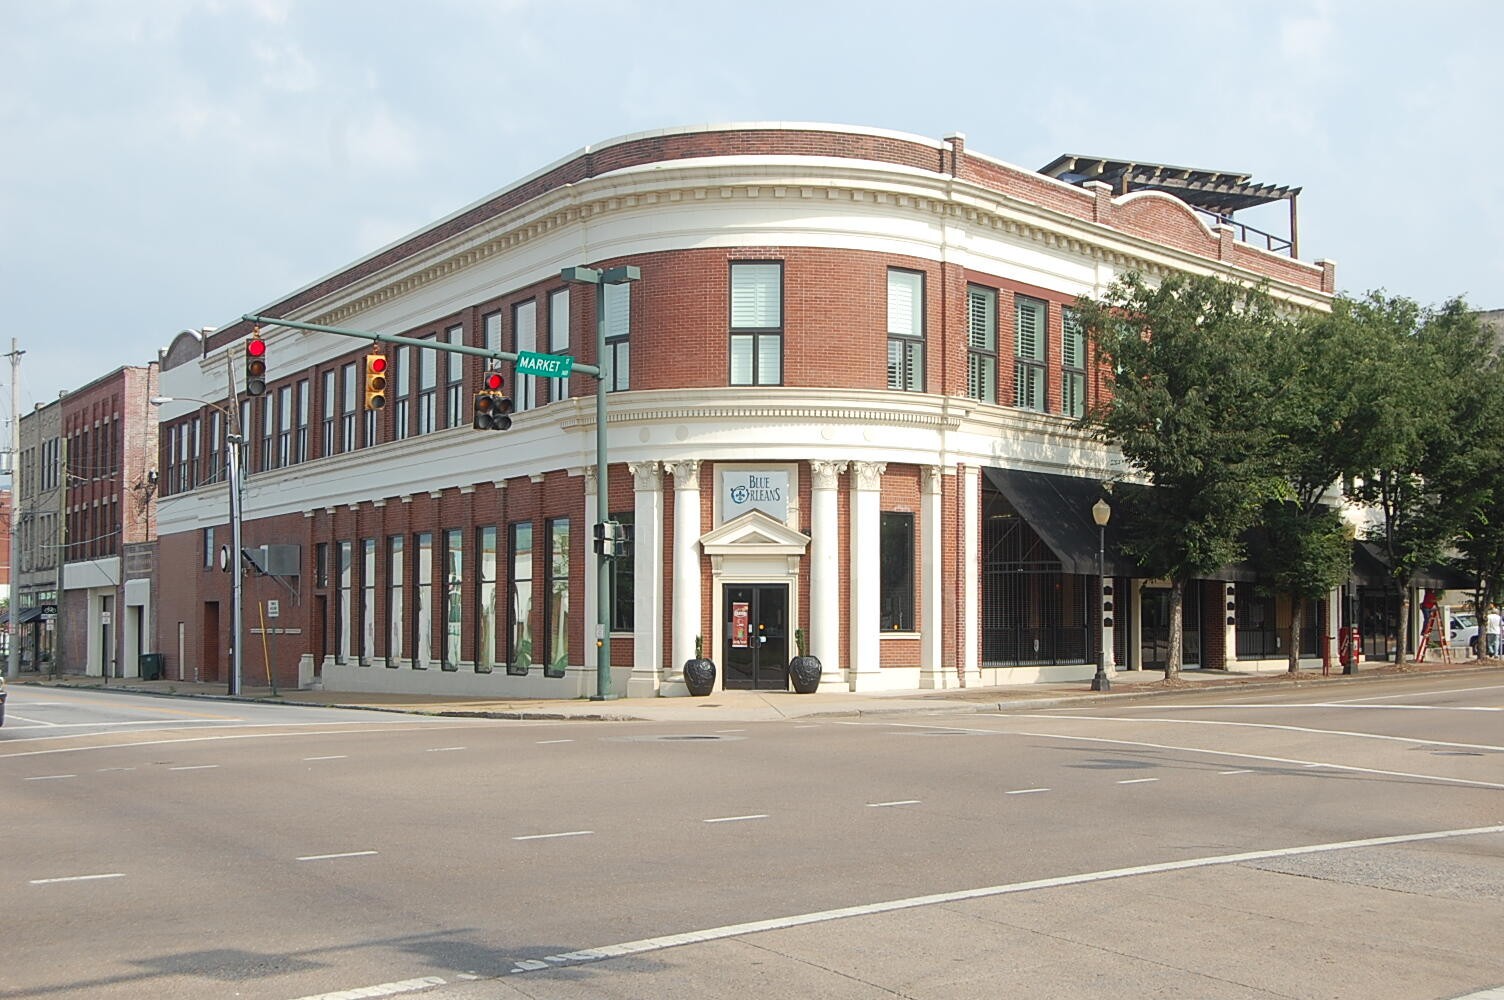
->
154 124 1336 696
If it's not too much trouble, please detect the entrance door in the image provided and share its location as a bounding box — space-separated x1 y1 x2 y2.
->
1140 586 1202 669
723 584 789 690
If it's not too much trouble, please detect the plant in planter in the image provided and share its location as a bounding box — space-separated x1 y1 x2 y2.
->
789 627 822 694
683 634 717 697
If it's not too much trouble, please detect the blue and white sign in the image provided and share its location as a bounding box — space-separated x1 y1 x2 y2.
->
724 470 790 522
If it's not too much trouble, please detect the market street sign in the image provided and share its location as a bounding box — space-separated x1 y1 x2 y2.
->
516 351 574 378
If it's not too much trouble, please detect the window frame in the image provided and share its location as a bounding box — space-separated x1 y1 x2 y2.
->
967 284 998 403
879 511 916 633
886 268 925 392
1062 306 1087 419
1014 294 1048 412
729 261 784 387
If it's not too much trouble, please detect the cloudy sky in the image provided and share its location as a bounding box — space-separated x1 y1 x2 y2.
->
2 0 1499 425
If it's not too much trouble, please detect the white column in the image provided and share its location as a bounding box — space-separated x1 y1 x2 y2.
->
665 460 703 687
810 460 846 689
961 466 981 685
919 465 946 688
581 468 598 685
627 461 665 698
849 461 885 690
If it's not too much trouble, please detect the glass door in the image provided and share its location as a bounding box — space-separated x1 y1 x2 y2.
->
723 584 790 690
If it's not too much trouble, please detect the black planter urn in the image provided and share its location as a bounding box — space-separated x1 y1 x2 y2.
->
789 654 822 694
683 657 717 696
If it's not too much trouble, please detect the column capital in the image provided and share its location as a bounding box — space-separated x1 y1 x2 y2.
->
628 461 662 492
921 465 943 495
663 459 702 491
810 460 848 490
852 461 886 491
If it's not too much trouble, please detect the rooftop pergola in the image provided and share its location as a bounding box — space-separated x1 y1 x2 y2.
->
1039 154 1303 257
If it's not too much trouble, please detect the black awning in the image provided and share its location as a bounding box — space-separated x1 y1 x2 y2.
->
982 468 1134 576
1351 541 1475 590
14 606 44 625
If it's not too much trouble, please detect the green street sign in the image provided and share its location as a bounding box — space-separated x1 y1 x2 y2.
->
515 351 574 378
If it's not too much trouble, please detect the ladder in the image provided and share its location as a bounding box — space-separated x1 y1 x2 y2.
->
1416 605 1451 663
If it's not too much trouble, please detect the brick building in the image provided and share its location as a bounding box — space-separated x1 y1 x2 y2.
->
15 368 160 676
154 123 1338 696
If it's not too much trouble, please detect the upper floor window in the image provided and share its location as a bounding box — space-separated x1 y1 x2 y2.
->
1062 307 1086 419
514 300 538 410
445 325 464 428
277 385 293 467
549 289 570 402
393 345 411 440
322 369 336 458
1014 295 1047 412
417 336 437 435
730 261 782 386
603 283 629 392
967 285 997 403
340 362 357 452
887 269 924 392
260 398 275 471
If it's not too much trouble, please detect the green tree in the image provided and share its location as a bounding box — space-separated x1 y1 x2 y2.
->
1326 294 1495 664
1076 273 1286 677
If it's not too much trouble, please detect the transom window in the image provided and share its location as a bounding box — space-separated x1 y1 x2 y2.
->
730 262 782 386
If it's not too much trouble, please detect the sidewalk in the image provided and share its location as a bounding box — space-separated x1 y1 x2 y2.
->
13 658 1500 724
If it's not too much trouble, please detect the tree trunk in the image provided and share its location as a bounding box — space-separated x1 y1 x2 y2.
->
1395 585 1412 666
1287 595 1304 675
1166 579 1184 679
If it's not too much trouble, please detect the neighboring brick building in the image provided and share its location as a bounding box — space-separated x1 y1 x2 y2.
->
13 367 161 677
154 123 1339 696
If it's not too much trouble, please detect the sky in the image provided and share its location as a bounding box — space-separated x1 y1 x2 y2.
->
2 0 1500 427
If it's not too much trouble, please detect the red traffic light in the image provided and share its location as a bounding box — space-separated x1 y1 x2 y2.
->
369 355 387 374
246 337 266 358
483 371 504 391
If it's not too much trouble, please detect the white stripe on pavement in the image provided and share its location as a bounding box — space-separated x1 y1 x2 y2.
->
513 831 593 841
509 823 1504 974
1117 777 1159 784
297 851 379 862
290 976 448 1000
703 814 769 823
866 800 921 808
30 873 125 885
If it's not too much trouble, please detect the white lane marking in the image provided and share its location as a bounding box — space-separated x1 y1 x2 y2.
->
509 824 1504 974
1324 683 1504 704
1219 769 1254 775
426 746 467 753
1005 788 1051 795
290 975 448 999
304 755 348 761
866 800 921 808
169 764 220 771
2 719 229 730
25 774 77 781
8 714 61 727
535 739 574 745
0 724 464 758
715 729 746 733
30 873 125 885
1008 713 1504 754
513 830 593 841
704 814 769 824
1444 986 1504 1000
1117 777 1159 785
297 851 378 862
1011 730 1504 790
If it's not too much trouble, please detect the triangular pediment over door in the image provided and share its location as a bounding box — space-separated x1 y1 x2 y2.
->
699 509 810 556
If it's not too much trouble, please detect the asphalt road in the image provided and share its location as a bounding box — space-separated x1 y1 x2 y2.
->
4 676 1502 1000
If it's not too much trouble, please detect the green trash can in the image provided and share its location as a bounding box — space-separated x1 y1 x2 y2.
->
139 653 165 681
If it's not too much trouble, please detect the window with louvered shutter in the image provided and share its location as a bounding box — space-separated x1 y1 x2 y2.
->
1015 296 1047 411
887 269 924 391
730 262 783 386
1062 307 1085 418
968 285 997 402
604 283 629 392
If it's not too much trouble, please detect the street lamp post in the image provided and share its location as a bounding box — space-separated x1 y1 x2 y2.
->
561 264 641 701
152 387 243 696
1091 496 1112 692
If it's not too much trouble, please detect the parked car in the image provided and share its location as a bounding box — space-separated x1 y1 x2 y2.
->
1448 613 1479 654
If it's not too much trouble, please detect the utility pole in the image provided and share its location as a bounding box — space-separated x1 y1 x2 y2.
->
5 338 20 680
54 435 66 677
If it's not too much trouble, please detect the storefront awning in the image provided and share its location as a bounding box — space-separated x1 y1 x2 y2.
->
982 468 1135 576
1351 541 1474 590
15 606 44 624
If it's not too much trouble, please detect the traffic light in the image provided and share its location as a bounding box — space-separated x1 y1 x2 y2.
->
244 330 267 397
473 371 514 430
364 353 388 410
